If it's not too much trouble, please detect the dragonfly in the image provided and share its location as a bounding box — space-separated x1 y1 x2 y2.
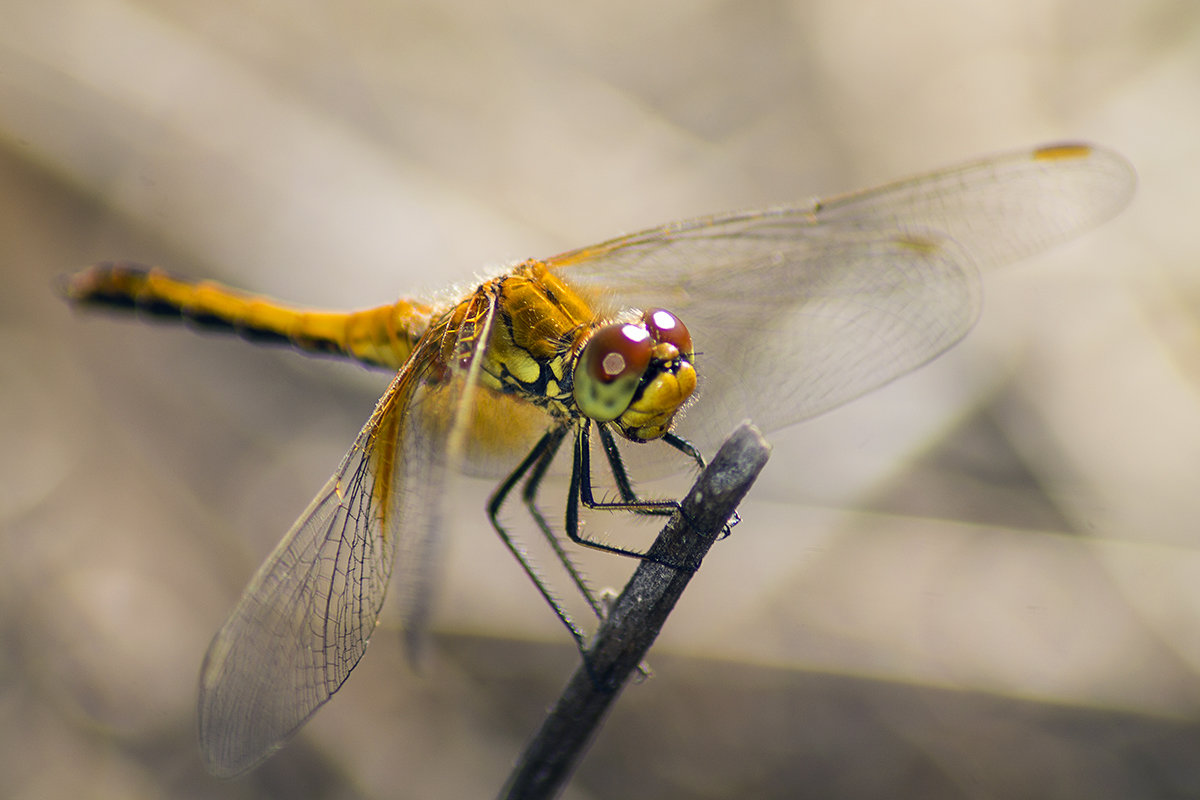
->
63 142 1134 777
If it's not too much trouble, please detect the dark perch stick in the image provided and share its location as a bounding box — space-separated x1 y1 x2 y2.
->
499 422 771 800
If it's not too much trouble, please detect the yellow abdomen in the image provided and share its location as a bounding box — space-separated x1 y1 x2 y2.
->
63 262 434 371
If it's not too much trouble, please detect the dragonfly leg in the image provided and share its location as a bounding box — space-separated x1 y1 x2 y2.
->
661 431 706 471
566 423 738 559
488 428 588 652
519 434 608 624
595 425 676 515
565 423 690 566
661 431 740 538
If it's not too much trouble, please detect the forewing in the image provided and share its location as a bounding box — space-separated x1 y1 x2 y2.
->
197 338 449 777
807 143 1135 271
548 144 1134 451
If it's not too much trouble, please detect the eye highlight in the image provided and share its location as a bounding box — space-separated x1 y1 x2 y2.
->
590 324 651 381
573 323 652 422
642 308 692 358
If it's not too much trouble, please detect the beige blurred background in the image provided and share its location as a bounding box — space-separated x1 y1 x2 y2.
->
2 1 1198 798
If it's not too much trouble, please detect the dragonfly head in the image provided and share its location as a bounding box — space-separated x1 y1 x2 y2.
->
572 308 696 442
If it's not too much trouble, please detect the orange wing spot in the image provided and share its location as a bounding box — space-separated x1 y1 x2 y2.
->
1033 143 1093 162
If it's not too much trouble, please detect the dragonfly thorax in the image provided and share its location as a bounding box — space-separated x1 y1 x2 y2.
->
572 308 696 442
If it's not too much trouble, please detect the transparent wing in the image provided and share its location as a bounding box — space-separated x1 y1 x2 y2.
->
197 326 466 777
548 143 1134 452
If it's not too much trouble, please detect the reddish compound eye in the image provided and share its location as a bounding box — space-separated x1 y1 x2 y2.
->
574 323 652 422
584 323 652 382
642 308 692 357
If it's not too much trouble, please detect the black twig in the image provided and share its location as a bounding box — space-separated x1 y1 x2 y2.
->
499 422 772 800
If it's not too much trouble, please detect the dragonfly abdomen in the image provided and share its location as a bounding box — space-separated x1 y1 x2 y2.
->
62 261 432 370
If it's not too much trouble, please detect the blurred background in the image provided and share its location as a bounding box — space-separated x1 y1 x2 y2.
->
2 1 1198 798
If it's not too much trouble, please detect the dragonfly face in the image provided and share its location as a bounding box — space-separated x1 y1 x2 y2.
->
62 142 1136 776
571 308 696 442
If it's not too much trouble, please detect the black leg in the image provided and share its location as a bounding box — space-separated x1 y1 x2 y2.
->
596 423 639 504
520 427 608 622
662 431 706 470
581 424 675 515
488 422 725 663
594 424 674 518
565 422 685 562
488 427 588 650
663 430 739 539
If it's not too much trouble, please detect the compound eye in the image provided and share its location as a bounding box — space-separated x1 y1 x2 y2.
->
573 323 652 422
642 308 692 358
584 323 652 382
